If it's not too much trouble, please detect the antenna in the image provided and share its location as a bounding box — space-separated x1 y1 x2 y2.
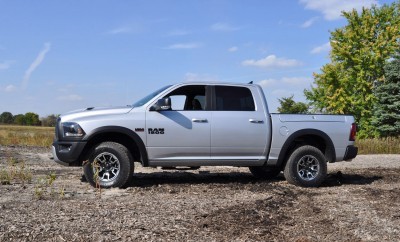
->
248 81 253 84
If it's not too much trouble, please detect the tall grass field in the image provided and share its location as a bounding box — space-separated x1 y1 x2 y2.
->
0 124 399 154
356 137 400 155
0 125 54 147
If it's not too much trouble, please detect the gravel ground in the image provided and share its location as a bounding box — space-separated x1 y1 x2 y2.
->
0 145 399 241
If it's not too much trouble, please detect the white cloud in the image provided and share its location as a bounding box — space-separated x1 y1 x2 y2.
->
211 23 240 32
257 77 311 88
258 79 277 88
22 42 51 90
5 84 16 92
58 94 83 101
300 0 378 20
184 72 220 83
311 42 331 54
301 17 319 28
281 77 311 85
242 55 302 69
0 60 15 70
228 46 238 52
165 43 201 50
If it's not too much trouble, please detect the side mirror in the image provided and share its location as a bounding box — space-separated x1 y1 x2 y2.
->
150 97 171 111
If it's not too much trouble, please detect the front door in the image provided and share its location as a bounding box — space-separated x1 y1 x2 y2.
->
146 85 211 166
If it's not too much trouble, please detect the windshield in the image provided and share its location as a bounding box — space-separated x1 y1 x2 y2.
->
132 85 172 107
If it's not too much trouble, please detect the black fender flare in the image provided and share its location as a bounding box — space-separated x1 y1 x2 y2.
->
83 126 149 166
276 129 336 167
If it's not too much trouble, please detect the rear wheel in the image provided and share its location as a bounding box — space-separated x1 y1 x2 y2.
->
283 145 327 187
249 166 281 179
83 142 134 188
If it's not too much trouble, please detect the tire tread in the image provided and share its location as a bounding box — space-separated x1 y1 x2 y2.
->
283 145 327 187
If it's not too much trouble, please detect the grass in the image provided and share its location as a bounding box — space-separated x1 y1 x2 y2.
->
0 157 33 185
356 137 400 155
34 172 65 200
0 125 54 147
0 151 64 199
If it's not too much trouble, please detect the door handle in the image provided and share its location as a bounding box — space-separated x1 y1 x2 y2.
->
192 118 208 123
249 119 264 124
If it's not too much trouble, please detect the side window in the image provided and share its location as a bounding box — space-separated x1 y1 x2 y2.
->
193 95 205 110
170 95 187 110
215 86 255 111
164 85 206 111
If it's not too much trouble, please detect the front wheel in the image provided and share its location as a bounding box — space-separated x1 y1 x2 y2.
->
83 142 134 188
283 145 327 187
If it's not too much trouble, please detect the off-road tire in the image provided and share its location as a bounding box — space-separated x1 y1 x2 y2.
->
283 145 327 187
249 166 281 179
83 142 134 188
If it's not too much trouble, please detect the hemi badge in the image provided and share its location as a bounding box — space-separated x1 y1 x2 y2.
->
135 128 145 132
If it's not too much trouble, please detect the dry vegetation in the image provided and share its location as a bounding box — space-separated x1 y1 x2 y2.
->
0 125 53 147
356 137 400 154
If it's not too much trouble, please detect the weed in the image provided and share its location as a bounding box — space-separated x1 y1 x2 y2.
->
92 159 102 197
34 183 45 200
59 186 65 199
0 157 32 186
33 172 64 200
0 168 11 185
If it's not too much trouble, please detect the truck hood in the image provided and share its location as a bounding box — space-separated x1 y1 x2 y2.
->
61 106 133 121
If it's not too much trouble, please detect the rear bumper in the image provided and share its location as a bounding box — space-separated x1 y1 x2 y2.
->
343 145 358 161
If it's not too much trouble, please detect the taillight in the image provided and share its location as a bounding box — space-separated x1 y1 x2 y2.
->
350 123 357 141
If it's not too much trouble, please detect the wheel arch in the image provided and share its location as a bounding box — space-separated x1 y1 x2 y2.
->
80 126 149 167
276 129 336 168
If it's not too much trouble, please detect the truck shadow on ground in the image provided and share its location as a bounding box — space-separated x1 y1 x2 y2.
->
130 172 268 188
322 171 382 187
126 171 382 188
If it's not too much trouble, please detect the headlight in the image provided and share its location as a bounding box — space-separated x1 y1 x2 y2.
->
61 122 85 138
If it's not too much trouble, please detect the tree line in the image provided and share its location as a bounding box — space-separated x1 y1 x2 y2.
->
278 1 400 138
0 112 59 127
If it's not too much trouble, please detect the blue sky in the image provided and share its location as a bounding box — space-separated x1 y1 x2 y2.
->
0 0 395 117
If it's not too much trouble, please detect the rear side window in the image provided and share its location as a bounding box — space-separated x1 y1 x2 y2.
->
215 86 255 111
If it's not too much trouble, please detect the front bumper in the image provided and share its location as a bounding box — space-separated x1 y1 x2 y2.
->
52 140 87 166
343 145 358 161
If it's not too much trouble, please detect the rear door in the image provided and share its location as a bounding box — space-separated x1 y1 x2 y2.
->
210 85 269 162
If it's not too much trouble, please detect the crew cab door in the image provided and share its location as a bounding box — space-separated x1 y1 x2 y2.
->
210 85 269 162
146 85 211 165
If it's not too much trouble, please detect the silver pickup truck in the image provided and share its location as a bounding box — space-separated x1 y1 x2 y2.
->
52 82 358 188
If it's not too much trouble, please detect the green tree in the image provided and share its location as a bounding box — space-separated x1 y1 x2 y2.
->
14 114 26 125
304 2 400 137
41 114 59 127
277 95 309 114
24 112 41 126
0 112 14 124
372 54 400 137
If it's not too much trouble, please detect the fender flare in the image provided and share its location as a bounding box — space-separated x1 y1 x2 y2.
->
83 126 149 166
276 129 336 167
